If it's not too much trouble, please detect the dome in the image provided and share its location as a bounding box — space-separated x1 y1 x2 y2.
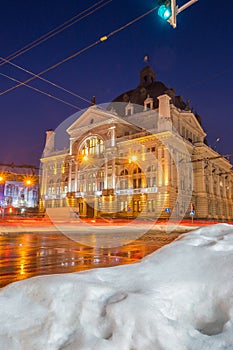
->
139 65 156 86
111 64 188 115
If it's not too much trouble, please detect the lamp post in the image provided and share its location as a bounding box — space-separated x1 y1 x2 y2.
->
24 178 33 207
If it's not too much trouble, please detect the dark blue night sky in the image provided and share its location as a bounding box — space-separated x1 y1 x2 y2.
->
0 0 232 165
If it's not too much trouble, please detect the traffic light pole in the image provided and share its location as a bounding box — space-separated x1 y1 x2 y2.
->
168 0 199 28
177 0 199 14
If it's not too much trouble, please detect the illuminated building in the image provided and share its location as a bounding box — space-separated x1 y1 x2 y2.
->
40 65 233 221
0 165 39 209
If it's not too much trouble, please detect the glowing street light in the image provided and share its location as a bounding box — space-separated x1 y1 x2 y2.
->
131 155 138 162
23 177 35 207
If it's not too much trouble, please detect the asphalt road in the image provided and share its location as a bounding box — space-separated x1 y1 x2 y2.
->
0 226 189 288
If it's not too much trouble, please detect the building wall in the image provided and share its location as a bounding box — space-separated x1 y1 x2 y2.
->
40 100 233 221
0 171 39 209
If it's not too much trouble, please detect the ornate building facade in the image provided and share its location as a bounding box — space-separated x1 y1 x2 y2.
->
0 165 39 210
40 65 233 221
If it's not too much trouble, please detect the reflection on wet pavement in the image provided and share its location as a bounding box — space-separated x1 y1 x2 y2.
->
0 229 183 288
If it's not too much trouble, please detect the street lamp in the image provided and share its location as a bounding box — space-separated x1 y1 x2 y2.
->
24 177 35 207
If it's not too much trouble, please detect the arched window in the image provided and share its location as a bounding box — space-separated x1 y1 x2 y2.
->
147 165 156 172
133 167 141 174
48 179 54 195
132 167 143 188
120 169 128 176
80 136 104 156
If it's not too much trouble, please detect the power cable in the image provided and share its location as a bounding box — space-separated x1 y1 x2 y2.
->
0 5 158 97
0 72 82 110
0 0 114 103
0 0 112 66
0 56 91 103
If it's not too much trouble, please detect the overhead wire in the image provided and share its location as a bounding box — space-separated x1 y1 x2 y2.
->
0 0 113 67
0 39 99 97
0 72 82 110
0 56 91 103
0 0 115 103
0 5 159 98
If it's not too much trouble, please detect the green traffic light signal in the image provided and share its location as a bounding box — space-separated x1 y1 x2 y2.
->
158 2 172 20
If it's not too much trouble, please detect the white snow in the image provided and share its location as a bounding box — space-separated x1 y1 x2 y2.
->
0 223 233 350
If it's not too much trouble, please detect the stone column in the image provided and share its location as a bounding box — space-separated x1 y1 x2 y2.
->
109 126 116 147
68 160 72 192
104 156 108 189
164 148 171 187
112 158 116 189
74 161 78 192
157 147 163 187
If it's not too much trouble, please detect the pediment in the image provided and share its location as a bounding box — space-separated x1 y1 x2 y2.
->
67 106 131 137
181 112 206 136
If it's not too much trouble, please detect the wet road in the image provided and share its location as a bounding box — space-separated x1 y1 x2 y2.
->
0 228 186 288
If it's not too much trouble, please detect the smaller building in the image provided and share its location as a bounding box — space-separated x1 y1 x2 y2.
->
0 165 39 210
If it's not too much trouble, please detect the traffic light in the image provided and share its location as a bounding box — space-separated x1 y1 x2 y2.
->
158 1 172 21
158 0 199 29
158 0 177 27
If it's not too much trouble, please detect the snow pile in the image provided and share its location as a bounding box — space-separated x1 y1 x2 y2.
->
0 224 233 350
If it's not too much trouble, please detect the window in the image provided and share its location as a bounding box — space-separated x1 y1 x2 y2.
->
147 200 155 212
138 178 142 188
147 165 156 172
133 179 137 189
152 176 156 186
120 179 128 190
81 136 104 156
133 200 142 212
120 201 128 212
133 167 141 174
147 177 151 187
97 181 104 191
120 169 128 176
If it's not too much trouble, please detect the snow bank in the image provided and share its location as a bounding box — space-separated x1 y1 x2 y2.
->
0 224 233 350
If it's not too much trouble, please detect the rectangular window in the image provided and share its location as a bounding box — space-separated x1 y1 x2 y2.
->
138 178 142 188
98 182 104 191
152 200 155 212
120 201 127 212
147 200 151 212
152 177 156 186
147 177 151 187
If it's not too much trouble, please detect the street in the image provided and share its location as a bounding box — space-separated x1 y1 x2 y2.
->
0 225 186 288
